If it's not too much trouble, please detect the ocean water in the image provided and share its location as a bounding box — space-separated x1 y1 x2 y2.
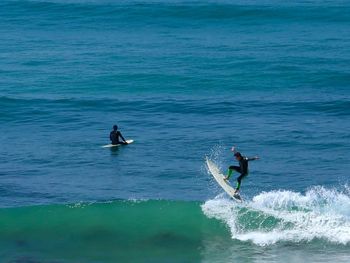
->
1 0 350 262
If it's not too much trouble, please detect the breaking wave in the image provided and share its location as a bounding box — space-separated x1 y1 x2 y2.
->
202 186 350 246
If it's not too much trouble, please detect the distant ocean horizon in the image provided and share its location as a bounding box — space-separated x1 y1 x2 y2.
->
1 0 350 262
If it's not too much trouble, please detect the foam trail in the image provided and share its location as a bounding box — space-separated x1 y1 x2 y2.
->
202 186 350 246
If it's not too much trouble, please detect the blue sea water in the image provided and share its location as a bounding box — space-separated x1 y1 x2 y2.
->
1 0 350 262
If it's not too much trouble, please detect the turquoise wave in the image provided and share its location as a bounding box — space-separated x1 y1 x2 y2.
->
2 189 350 262
0 200 230 262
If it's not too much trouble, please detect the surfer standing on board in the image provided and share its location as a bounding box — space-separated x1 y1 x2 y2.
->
224 147 259 194
110 125 127 145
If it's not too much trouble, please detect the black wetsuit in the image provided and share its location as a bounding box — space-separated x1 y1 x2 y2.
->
229 156 256 190
110 130 126 145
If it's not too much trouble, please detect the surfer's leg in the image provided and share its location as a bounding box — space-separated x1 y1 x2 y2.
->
225 166 240 180
236 174 248 193
226 168 233 179
235 174 247 192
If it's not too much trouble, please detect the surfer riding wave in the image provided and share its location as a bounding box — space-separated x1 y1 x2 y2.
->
224 147 259 194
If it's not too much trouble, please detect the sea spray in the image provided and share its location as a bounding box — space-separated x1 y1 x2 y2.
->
202 186 350 246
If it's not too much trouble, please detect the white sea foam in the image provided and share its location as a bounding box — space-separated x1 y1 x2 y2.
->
202 186 350 246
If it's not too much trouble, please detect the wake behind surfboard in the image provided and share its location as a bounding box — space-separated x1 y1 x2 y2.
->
102 139 134 148
206 157 242 202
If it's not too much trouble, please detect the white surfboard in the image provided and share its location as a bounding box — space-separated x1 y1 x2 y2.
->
102 139 134 148
206 157 242 202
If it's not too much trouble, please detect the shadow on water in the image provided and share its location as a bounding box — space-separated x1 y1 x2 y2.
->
109 146 120 154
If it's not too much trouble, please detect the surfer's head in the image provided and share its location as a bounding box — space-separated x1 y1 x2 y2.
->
113 125 118 131
234 152 242 160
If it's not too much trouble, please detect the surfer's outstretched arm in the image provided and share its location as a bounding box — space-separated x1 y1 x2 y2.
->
231 146 237 154
247 156 259 161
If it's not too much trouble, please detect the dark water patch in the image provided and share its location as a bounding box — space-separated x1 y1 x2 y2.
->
0 1 350 38
8 257 41 263
302 100 350 116
2 95 349 122
2 1 350 28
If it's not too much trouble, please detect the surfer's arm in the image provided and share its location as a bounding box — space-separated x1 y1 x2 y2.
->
247 156 259 161
118 131 127 142
231 146 237 154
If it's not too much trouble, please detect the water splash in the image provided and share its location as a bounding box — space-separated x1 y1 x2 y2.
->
202 186 350 246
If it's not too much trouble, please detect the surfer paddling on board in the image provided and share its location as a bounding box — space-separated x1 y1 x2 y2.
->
110 125 127 145
224 147 259 194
